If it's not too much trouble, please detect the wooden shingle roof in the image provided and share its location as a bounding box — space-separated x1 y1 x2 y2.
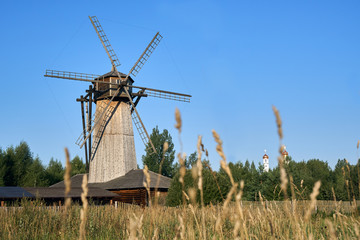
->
0 187 34 199
94 70 134 82
92 169 171 190
24 187 118 199
49 174 87 188
50 170 172 190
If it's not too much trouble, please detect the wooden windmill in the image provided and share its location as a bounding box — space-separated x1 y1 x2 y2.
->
45 16 191 183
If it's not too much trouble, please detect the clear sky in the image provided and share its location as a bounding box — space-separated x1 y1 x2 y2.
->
1 1 359 171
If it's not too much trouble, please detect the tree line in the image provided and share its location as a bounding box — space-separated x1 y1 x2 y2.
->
1 128 359 206
141 127 360 206
0 141 86 187
165 156 360 206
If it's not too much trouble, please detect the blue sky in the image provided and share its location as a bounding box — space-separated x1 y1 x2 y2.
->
0 1 359 171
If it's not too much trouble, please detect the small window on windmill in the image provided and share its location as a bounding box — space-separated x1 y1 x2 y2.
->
97 79 108 93
109 77 120 96
127 78 133 95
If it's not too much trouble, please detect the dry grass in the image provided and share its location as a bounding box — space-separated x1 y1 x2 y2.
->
64 148 72 210
1 201 360 239
79 174 88 240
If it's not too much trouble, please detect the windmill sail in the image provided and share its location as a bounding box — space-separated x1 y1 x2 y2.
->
45 70 100 82
128 32 163 78
131 107 155 153
89 16 121 69
123 87 157 154
90 103 115 160
75 86 122 148
144 89 191 102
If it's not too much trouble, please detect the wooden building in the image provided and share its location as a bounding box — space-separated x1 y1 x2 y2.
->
0 187 34 206
24 187 117 205
0 186 117 206
50 169 172 205
0 170 171 206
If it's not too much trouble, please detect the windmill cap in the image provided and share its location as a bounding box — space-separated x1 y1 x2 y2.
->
263 154 269 159
94 70 134 82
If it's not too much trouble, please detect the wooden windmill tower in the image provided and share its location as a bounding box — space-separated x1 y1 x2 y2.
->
45 16 191 183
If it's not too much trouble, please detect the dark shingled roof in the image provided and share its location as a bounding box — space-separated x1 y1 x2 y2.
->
92 169 172 190
49 174 88 188
0 187 34 199
24 187 118 199
94 70 134 82
50 170 172 190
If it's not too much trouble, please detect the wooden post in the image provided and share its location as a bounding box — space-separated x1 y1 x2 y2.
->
59 200 62 206
88 85 93 162
81 96 89 172
110 199 113 206
1 201 4 207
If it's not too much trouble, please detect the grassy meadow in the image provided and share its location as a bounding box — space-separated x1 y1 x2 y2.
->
1 199 360 239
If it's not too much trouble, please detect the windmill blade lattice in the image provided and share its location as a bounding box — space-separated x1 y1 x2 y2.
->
90 103 115 160
123 87 157 154
128 32 163 78
45 69 100 82
144 89 190 102
89 16 121 69
75 86 123 148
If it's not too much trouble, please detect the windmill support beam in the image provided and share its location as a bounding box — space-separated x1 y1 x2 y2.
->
131 90 145 113
133 96 142 109
88 85 93 162
131 93 147 97
123 87 156 154
80 96 89 172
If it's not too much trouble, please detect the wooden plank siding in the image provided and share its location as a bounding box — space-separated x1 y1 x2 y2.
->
111 189 148 206
110 189 169 206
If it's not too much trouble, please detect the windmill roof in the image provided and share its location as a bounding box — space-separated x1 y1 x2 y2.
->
95 70 134 82
50 170 172 190
0 187 34 199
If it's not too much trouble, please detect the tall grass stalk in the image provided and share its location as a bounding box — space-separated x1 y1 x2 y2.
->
64 148 72 210
79 174 88 240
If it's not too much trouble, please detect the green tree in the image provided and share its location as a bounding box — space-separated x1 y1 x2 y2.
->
166 164 223 206
305 159 332 200
14 141 34 186
1 147 16 186
22 157 48 187
71 156 86 176
259 168 280 200
287 160 311 199
332 159 347 200
0 148 3 186
142 126 175 178
46 158 64 185
185 152 197 169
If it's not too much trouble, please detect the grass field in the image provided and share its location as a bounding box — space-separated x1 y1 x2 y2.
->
1 199 360 239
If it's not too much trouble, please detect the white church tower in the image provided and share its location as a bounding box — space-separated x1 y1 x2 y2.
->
282 145 289 164
263 150 269 172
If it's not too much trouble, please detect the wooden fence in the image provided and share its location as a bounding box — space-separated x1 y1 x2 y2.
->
1 200 359 214
234 200 360 214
